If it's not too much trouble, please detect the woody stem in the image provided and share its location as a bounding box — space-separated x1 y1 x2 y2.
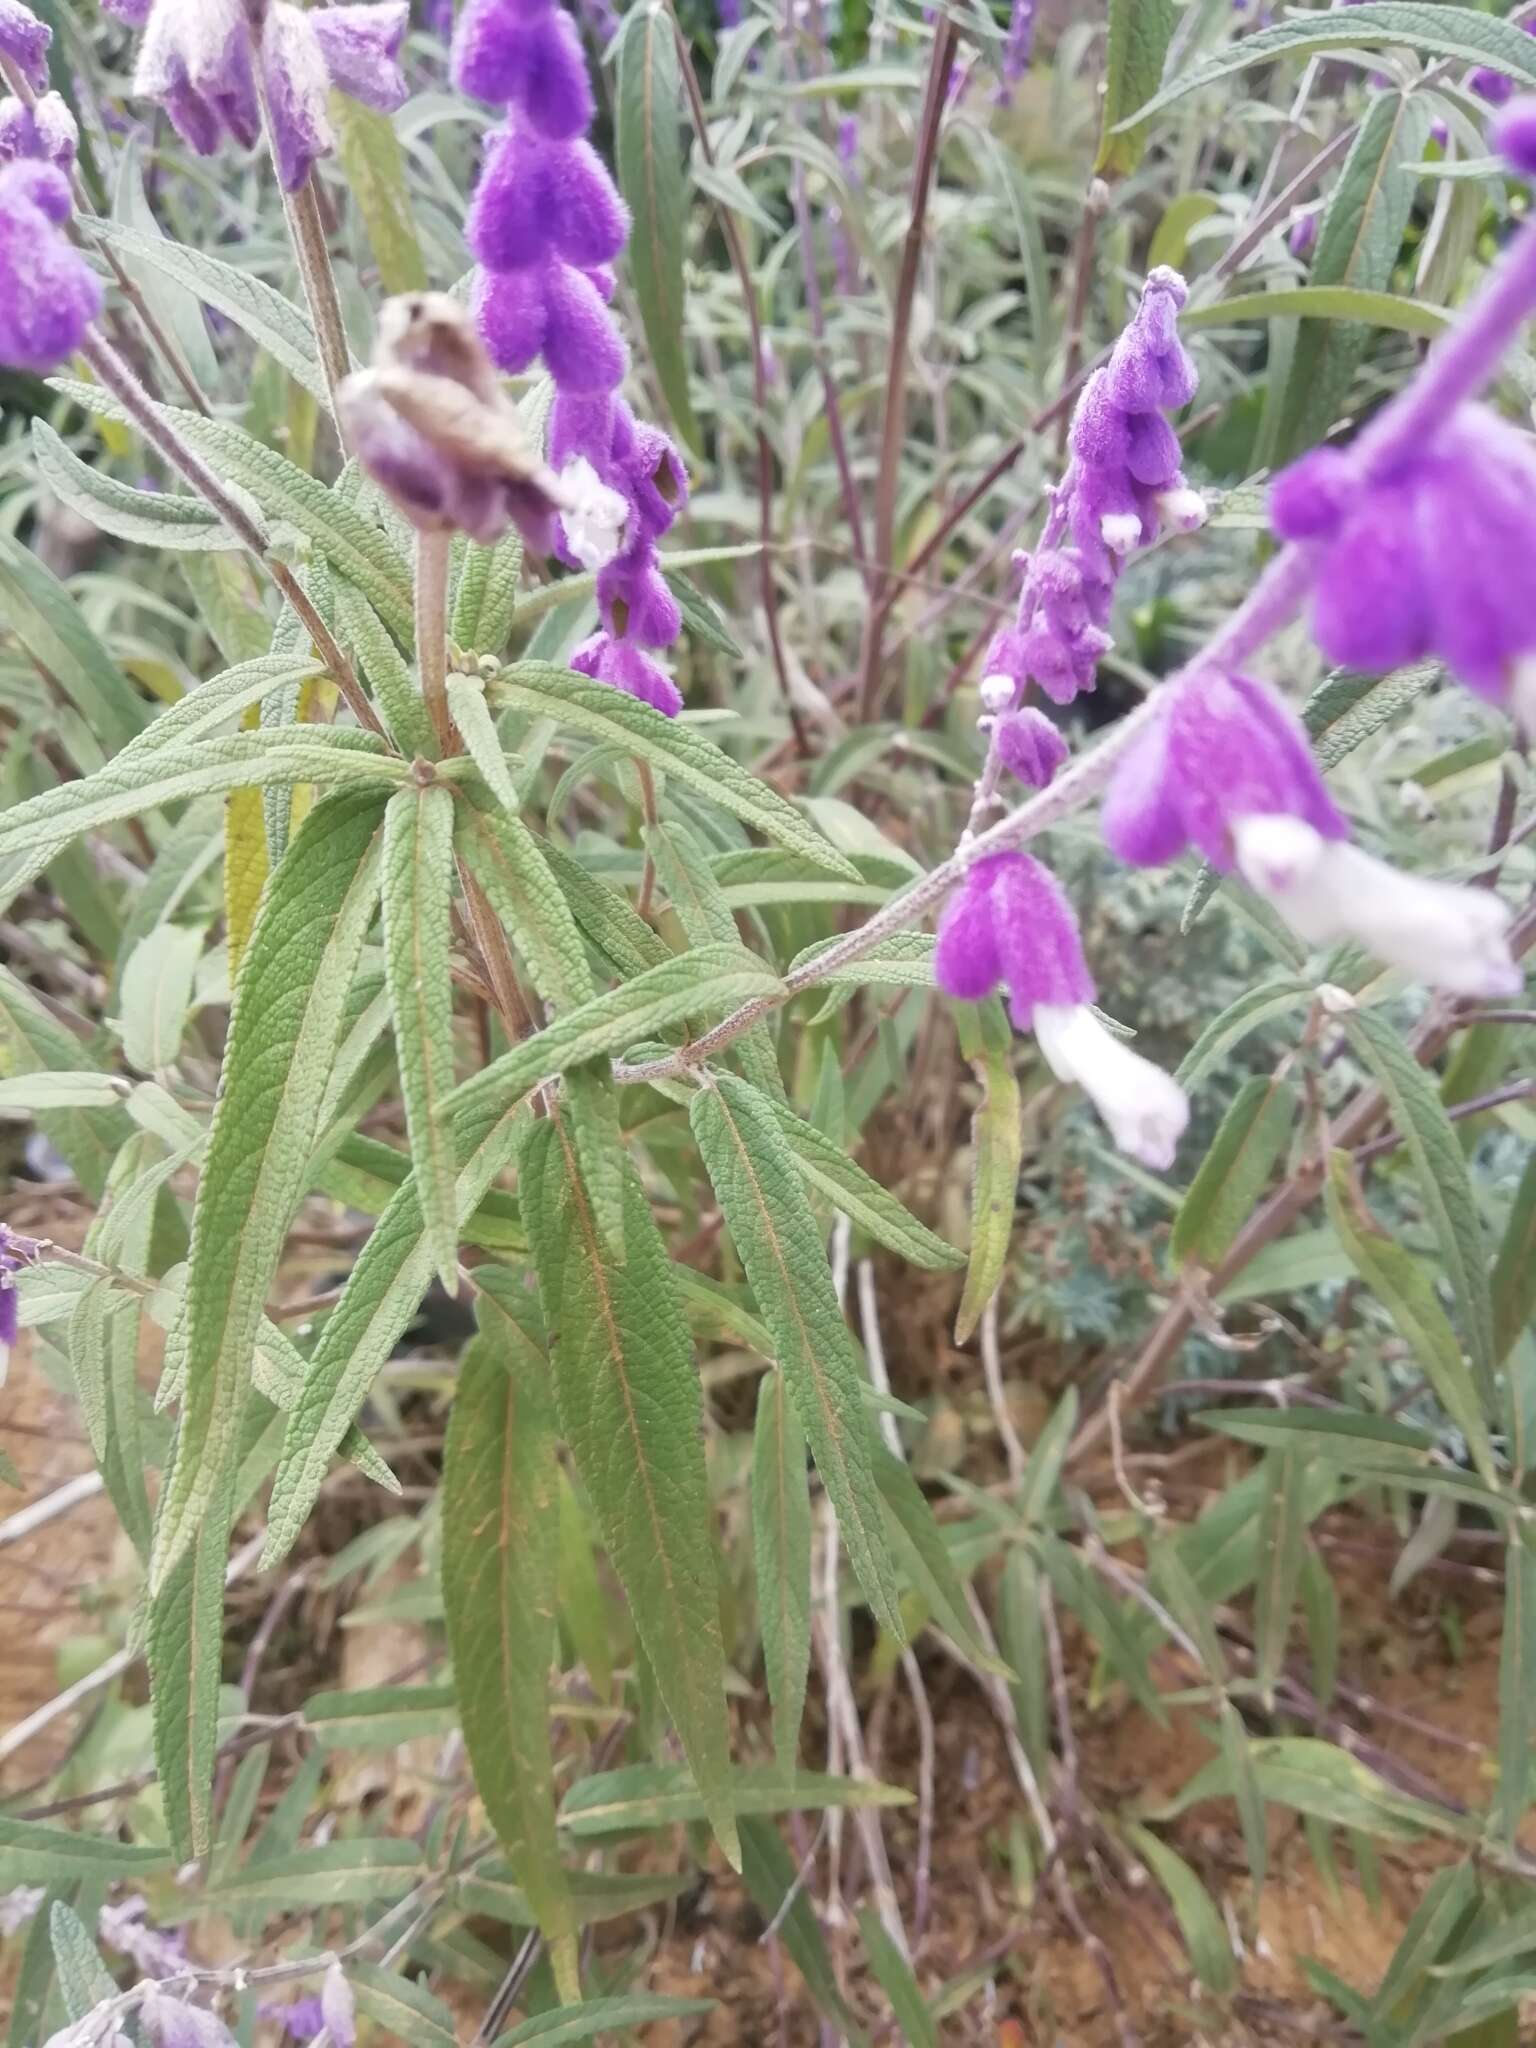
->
415 532 455 756
279 173 353 434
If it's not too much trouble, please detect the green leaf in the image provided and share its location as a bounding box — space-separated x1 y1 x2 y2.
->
1096 0 1175 176
31 421 243 551
447 674 521 815
1171 1075 1295 1269
690 1075 902 1638
0 966 131 1199
1149 1736 1471 1844
207 1838 427 1909
1492 1146 1536 1367
872 1445 1006 1672
642 817 783 1099
1252 1453 1308 1710
953 998 1020 1345
857 1908 936 2046
1325 1153 1494 1481
0 530 148 760
444 940 781 1129
792 931 937 994
120 923 205 1072
490 664 858 878
615 1 699 453
303 1684 457 1748
559 1763 910 1836
332 96 427 296
114 656 322 767
1174 979 1312 1082
664 569 741 657
1342 1009 1497 1405
262 1096 528 1564
85 216 328 401
334 578 435 758
0 1073 124 1113
496 1998 716 2047
521 1120 739 1868
0 1816 166 1886
150 789 386 1594
444 1333 572 1943
1124 1827 1236 1996
1494 1531 1536 1846
539 835 672 978
382 785 460 1292
1270 91 1433 464
347 1963 459 2048
0 730 407 862
1196 1408 1507 1509
737 1817 869 2043
53 379 413 641
768 1098 964 1270
751 1371 812 1771
48 1903 118 2024
1184 284 1447 343
1128 5 1536 126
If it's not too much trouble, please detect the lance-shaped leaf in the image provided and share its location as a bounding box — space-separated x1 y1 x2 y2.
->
0 967 131 1200
1342 1011 1496 1404
0 730 407 864
521 1118 739 1867
1096 0 1175 177
48 1904 117 2025
0 532 148 761
560 1762 908 1835
443 1331 573 1947
262 1095 528 1565
150 789 386 1592
333 96 427 297
767 1098 964 1271
443 940 781 1129
872 1445 1006 1672
1492 1146 1536 1370
1171 1074 1296 1271
0 1817 166 1885
383 785 460 1292
32 421 245 551
334 579 435 758
489 665 859 878
690 1074 901 1637
751 1371 811 1770
616 2 699 453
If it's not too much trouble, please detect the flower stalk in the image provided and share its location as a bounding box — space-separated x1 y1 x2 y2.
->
279 171 353 430
414 529 454 755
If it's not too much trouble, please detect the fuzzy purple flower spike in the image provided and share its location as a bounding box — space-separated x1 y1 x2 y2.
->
454 0 692 714
0 152 103 372
979 268 1204 745
0 0 51 91
1103 667 1520 999
936 853 1189 1168
124 0 408 190
0 89 77 167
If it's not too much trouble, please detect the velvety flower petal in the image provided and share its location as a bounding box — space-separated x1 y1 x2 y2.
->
545 137 628 266
1034 1005 1188 1169
451 0 534 100
570 631 683 715
0 1277 15 1356
988 852 1096 1027
1268 444 1353 539
541 257 627 389
1413 408 1536 694
994 706 1068 789
134 0 252 146
600 548 680 643
309 1 409 110
934 867 1003 1000
514 6 592 137
0 160 102 372
261 3 334 189
474 261 549 371
466 123 551 269
550 387 615 470
624 418 687 536
101 0 154 24
30 91 78 167
1069 368 1130 471
1125 408 1182 488
1310 487 1431 673
0 0 51 91
1101 710 1186 867
1472 66 1516 105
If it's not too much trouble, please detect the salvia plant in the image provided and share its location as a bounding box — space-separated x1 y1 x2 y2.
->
2 0 1536 2039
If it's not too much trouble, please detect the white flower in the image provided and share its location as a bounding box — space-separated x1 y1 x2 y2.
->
0 1884 44 1935
1100 511 1143 554
133 0 243 103
1034 1004 1190 1170
979 671 1016 715
1233 815 1522 1000
321 1963 356 2048
1157 484 1207 533
558 457 628 570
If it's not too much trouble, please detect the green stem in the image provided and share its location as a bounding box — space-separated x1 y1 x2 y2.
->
415 531 454 756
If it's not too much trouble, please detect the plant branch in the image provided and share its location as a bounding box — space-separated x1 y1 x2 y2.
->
855 15 958 723
77 330 385 740
415 531 455 755
279 172 353 429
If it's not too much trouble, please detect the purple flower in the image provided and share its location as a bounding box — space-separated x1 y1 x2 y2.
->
936 853 1188 1167
260 1999 325 2044
126 0 406 187
1270 404 1536 709
999 0 1034 91
452 0 593 135
981 268 1204 715
140 1989 235 2048
1102 669 1346 871
571 629 683 715
1497 95 1536 174
0 90 76 168
1288 208 1318 260
716 0 741 25
0 0 51 91
0 159 103 372
1100 670 1520 998
99 1897 187 1976
991 705 1069 789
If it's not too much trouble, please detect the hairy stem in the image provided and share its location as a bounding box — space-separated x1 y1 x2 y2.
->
855 16 958 723
415 531 455 755
77 330 384 739
280 174 353 430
